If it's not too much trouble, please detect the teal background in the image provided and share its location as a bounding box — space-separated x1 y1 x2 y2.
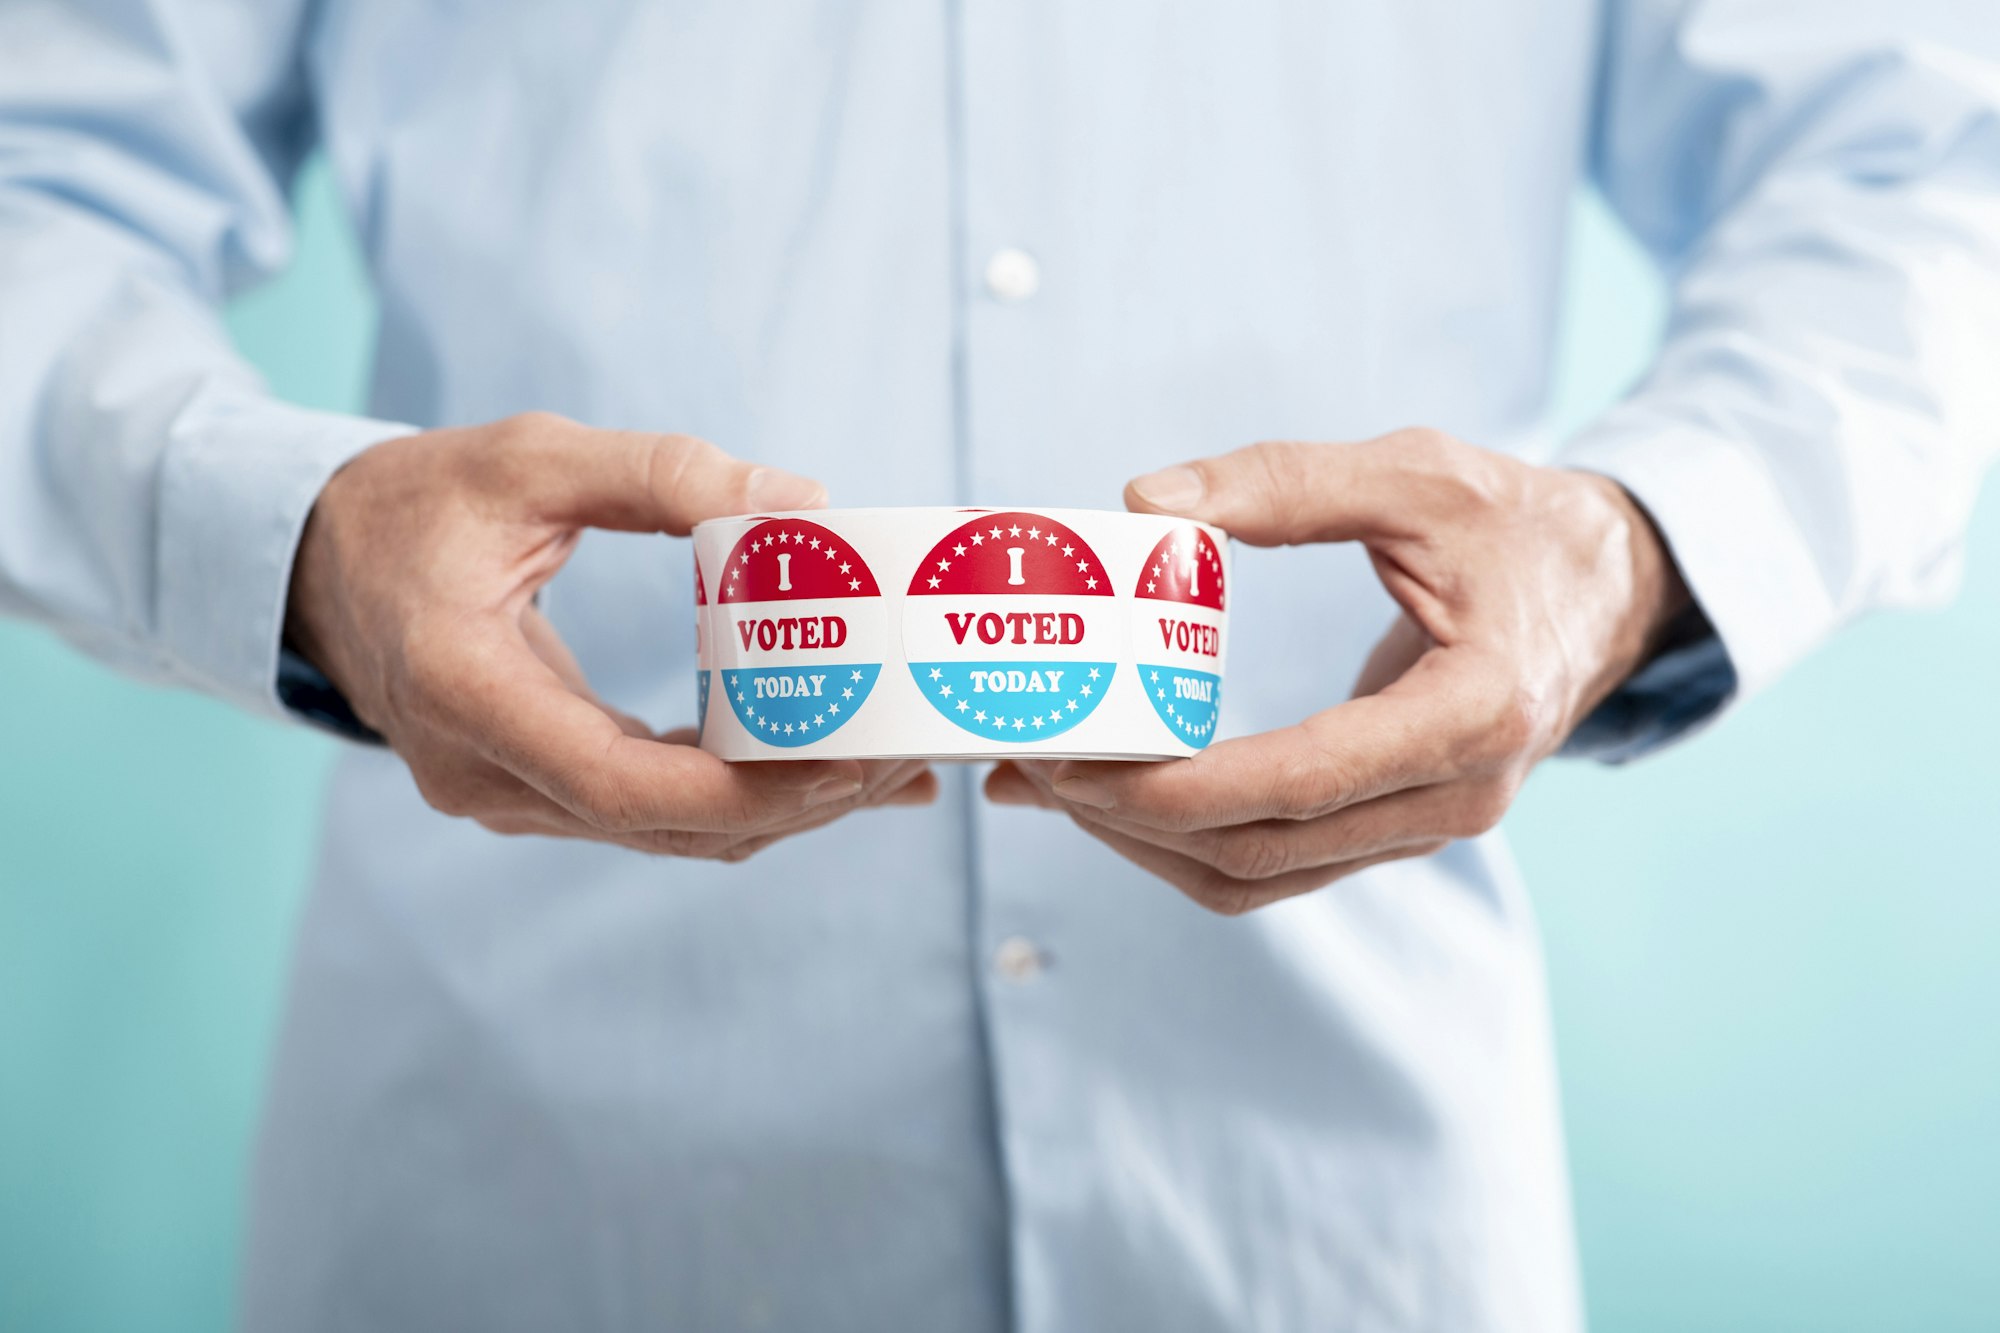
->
2 157 1996 1331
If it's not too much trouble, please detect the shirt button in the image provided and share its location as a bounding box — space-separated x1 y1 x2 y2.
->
992 936 1045 983
983 247 1041 303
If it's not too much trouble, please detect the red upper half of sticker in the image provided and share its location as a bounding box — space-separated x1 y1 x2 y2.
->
694 553 707 605
907 512 1114 596
1133 525 1225 611
718 518 881 601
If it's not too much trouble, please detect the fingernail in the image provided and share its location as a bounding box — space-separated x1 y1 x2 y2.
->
745 466 827 512
1128 465 1205 514
802 776 864 808
1053 776 1115 810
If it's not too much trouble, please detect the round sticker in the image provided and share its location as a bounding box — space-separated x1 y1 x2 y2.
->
713 518 884 748
1131 524 1226 747
902 511 1119 742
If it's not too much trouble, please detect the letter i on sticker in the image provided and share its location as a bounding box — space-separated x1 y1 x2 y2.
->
903 512 1116 741
716 518 883 747
1132 525 1226 747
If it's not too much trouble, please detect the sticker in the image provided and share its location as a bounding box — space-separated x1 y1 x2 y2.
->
1131 524 1226 747
902 511 1119 742
712 517 884 748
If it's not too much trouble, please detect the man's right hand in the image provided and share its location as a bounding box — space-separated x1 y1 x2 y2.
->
285 412 935 859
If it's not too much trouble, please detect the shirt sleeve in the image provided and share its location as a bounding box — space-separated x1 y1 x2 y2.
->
0 0 413 723
1556 0 2000 760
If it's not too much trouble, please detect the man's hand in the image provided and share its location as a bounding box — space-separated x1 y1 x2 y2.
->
287 412 935 859
986 428 1690 914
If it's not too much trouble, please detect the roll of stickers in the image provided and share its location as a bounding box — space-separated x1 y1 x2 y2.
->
692 507 1230 761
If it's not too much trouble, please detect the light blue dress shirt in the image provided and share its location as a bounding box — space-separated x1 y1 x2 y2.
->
4 2 1998 1329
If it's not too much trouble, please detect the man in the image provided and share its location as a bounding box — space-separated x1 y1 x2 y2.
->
2 1 1994 1328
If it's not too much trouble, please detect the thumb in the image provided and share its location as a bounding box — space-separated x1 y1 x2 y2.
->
1124 434 1438 548
514 414 826 534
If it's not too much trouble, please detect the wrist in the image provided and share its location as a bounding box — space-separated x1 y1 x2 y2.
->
281 445 385 718
1582 471 1695 677
283 481 348 676
279 496 380 739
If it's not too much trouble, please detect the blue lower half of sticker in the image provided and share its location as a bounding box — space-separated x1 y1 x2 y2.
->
723 664 879 747
1138 663 1220 748
909 660 1115 741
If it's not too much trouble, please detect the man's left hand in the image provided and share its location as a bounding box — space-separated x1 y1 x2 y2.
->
984 428 1692 914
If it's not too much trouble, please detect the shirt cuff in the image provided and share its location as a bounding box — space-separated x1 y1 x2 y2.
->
277 645 388 743
1558 417 1836 701
156 385 416 723
1559 627 1733 763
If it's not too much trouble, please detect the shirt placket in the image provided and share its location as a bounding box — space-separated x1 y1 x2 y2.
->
948 6 1078 1332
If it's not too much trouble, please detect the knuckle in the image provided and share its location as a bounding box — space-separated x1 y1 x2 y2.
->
725 772 797 826
1210 829 1293 882
497 409 572 444
474 815 533 837
657 431 719 465
1284 737 1358 817
594 799 647 837
1396 425 1457 462
491 410 572 467
1245 438 1307 482
1488 694 1536 758
567 769 643 834
1245 440 1319 526
1084 771 1182 832
483 411 583 496
1187 871 1263 918
737 790 789 829
645 432 722 503
1450 782 1518 839
1392 428 1523 514
1387 426 1465 483
398 619 460 696
1482 682 1549 762
1457 455 1527 517
411 768 478 819
1147 797 1208 836
651 828 717 858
